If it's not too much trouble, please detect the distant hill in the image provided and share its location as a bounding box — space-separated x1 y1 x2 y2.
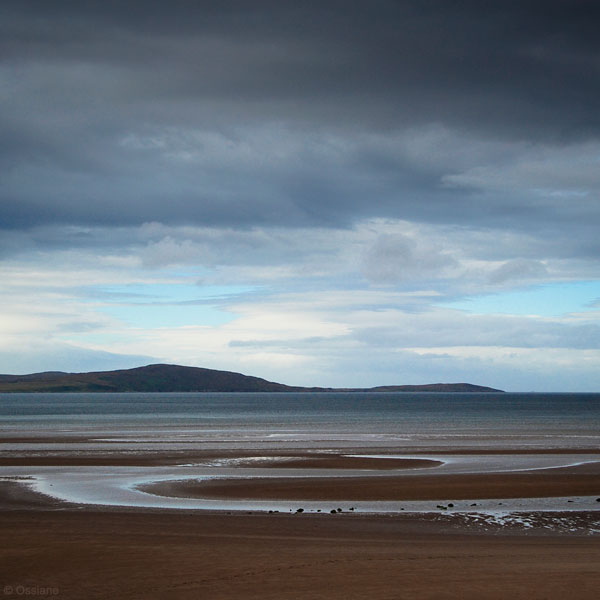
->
0 364 504 393
369 383 502 393
0 364 296 393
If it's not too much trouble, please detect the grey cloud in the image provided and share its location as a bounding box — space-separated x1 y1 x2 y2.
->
362 233 456 283
4 1 599 136
352 312 600 351
488 259 549 284
2 1 600 235
14 2 600 129
2 221 598 303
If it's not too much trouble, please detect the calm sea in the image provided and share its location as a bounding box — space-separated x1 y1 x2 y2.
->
1 392 599 451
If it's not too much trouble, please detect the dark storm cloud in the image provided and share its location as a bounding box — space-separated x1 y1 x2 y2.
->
3 0 600 129
4 0 599 133
2 1 599 231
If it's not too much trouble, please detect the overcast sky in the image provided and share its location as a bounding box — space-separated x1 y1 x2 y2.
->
2 1 600 391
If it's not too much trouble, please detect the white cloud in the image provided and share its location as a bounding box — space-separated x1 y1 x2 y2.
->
1 215 599 390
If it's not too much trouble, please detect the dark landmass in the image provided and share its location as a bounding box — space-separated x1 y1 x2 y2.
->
368 383 501 393
0 363 503 393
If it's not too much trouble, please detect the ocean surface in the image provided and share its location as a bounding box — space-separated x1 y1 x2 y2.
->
1 391 599 451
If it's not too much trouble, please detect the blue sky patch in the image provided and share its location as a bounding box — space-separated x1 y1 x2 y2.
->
439 281 600 317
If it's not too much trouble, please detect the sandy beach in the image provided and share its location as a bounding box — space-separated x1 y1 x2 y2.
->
1 480 599 600
0 447 599 599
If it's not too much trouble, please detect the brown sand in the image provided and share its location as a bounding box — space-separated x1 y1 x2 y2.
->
0 454 442 469
3 449 599 468
141 466 600 502
1 505 599 600
239 456 443 469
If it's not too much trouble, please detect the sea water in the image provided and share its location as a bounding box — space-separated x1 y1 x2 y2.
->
1 392 599 452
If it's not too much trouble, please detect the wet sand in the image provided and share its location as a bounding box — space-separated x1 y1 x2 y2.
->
1 497 600 600
0 453 442 469
140 462 600 502
1 447 599 468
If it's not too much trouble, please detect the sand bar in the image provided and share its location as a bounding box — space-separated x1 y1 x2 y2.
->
140 463 600 502
0 453 442 469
